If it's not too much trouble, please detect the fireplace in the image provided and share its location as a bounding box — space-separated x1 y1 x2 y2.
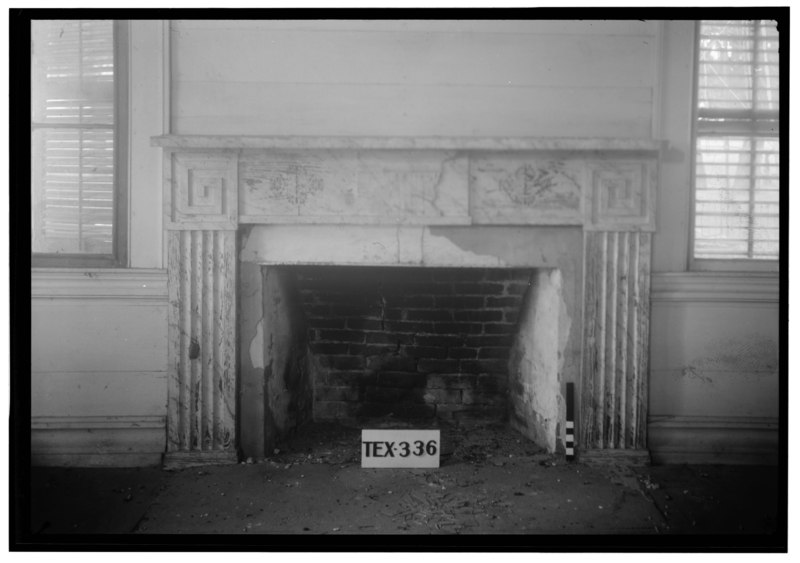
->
154 135 660 468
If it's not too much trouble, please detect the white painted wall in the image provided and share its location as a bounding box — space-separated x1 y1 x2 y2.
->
30 19 780 466
129 20 166 269
170 19 658 138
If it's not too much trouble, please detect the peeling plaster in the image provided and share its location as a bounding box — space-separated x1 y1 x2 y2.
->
423 227 506 267
508 269 566 453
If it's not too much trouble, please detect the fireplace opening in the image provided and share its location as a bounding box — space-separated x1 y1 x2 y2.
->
298 266 530 424
245 263 567 460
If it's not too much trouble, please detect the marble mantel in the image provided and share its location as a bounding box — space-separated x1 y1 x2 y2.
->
153 135 663 468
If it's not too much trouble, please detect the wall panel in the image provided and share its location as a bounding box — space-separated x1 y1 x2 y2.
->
175 83 651 138
30 270 169 467
171 19 657 138
172 19 655 35
31 371 167 417
648 273 780 464
173 30 654 88
31 300 168 373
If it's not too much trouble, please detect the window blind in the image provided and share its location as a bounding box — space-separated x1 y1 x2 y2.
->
31 20 116 255
693 20 779 261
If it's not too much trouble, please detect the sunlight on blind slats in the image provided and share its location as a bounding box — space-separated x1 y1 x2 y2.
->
31 20 115 255
694 20 779 261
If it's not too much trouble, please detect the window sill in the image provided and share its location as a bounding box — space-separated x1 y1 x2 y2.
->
31 254 124 269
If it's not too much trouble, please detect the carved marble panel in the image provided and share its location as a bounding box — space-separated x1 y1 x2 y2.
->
470 156 585 224
239 150 470 224
587 161 656 231
167 153 238 229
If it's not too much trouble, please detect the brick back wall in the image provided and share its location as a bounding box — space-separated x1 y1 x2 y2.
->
292 266 533 425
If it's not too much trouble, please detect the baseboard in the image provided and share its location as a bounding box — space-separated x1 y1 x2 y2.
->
648 415 779 465
31 415 166 468
163 450 239 470
31 452 164 467
579 449 651 466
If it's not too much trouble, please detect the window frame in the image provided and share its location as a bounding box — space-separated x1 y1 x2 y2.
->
31 19 129 269
688 19 780 273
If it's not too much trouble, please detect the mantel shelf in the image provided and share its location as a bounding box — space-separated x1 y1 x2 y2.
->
152 134 665 153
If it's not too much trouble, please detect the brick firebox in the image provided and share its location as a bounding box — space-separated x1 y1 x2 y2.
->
240 254 571 461
297 266 532 423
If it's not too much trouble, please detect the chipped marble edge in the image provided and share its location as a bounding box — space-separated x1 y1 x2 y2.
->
151 135 666 153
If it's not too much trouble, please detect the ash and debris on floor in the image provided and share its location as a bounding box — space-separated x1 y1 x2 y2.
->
266 419 546 469
27 421 780 536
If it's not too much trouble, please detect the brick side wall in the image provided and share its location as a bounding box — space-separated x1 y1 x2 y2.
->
293 266 533 424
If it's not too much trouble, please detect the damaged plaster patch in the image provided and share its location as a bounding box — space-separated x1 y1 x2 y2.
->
507 269 566 453
250 318 265 370
423 227 506 267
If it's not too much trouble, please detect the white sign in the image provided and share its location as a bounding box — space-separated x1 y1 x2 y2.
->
361 429 441 468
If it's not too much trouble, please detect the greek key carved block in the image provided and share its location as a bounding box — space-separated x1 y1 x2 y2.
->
588 161 655 231
169 153 238 229
186 171 223 213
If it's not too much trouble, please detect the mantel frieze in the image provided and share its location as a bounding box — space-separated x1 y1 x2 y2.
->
158 137 660 232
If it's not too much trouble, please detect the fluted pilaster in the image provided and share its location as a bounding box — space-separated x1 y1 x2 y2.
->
581 230 651 453
165 229 237 468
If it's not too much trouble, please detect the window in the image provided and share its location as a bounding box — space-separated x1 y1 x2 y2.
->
691 20 779 269
31 20 127 267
